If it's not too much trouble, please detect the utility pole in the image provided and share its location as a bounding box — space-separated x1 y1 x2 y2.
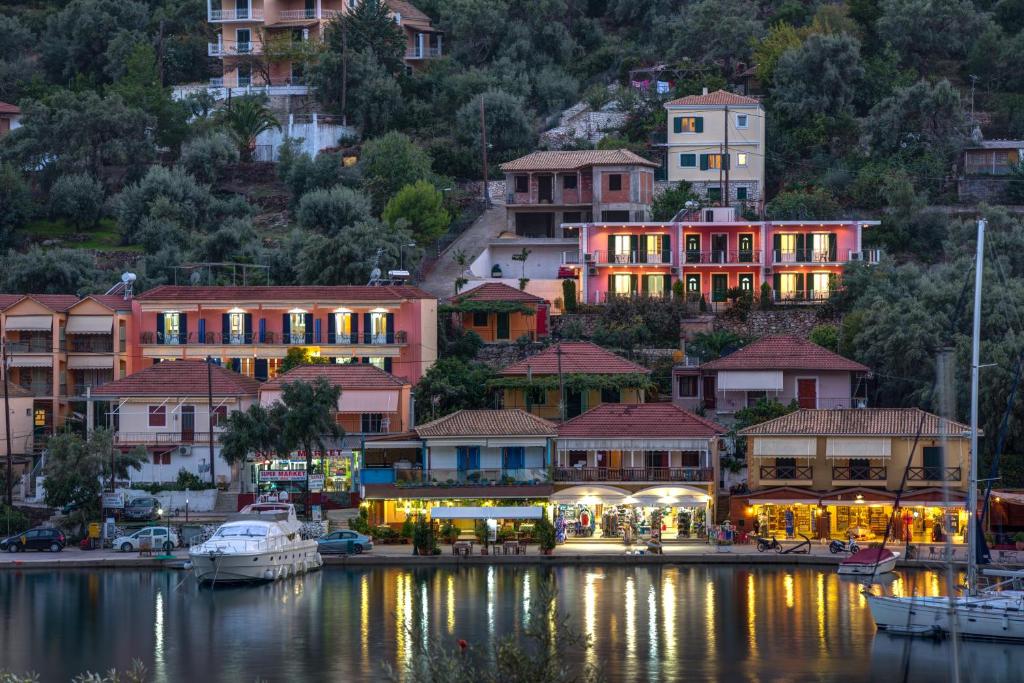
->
3 340 12 507
718 143 724 208
556 342 565 422
723 105 730 209
480 97 491 207
207 356 216 486
340 22 348 126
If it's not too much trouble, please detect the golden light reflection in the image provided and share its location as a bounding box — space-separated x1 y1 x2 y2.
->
625 575 637 666
446 574 455 634
703 579 715 660
153 589 165 679
663 572 677 670
421 581 429 650
487 566 496 638
746 573 756 658
522 572 532 627
361 573 370 671
584 572 600 669
816 572 825 647
648 585 658 660
784 573 794 609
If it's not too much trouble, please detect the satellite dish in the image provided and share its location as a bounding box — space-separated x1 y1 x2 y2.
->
190 271 202 285
121 272 137 283
370 266 382 282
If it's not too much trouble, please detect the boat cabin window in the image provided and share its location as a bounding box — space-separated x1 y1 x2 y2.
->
213 525 268 538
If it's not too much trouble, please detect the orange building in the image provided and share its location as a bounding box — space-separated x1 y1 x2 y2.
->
447 282 548 343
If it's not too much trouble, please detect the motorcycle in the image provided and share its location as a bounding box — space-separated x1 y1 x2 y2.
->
828 536 860 554
755 535 781 552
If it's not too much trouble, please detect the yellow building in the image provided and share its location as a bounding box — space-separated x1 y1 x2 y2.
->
447 282 547 343
664 89 765 208
736 408 972 544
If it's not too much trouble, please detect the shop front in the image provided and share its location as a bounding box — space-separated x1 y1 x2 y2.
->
550 484 712 542
249 445 360 507
745 488 824 539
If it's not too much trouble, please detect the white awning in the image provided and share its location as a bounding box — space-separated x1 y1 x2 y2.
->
748 495 821 505
66 316 113 334
826 437 892 459
5 315 52 331
549 485 631 503
628 485 711 506
718 370 783 391
68 355 115 370
752 437 816 458
430 506 543 520
7 356 52 368
337 390 397 413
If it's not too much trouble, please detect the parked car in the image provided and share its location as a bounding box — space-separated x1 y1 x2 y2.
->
114 526 179 552
317 530 373 554
122 497 163 521
1 527 66 553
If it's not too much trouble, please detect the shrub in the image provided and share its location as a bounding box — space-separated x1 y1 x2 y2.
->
296 186 373 236
534 514 557 551
0 164 33 248
180 132 239 184
48 173 104 229
413 516 437 554
759 282 772 309
400 516 415 539
809 324 839 351
1 505 29 533
349 507 371 534
382 180 450 243
562 279 577 312
439 521 459 543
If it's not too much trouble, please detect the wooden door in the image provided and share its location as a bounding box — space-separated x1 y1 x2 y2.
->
702 376 716 410
181 405 195 441
797 379 817 409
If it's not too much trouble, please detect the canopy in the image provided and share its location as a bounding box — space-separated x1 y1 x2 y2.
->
337 390 397 413
68 355 115 370
752 437 816 458
826 437 892 459
66 315 113 334
430 506 542 520
748 495 821 505
7 356 52 368
549 485 631 504
628 485 710 506
5 315 51 331
718 370 783 392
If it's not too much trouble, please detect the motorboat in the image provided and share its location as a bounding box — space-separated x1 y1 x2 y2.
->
189 503 322 584
838 547 899 576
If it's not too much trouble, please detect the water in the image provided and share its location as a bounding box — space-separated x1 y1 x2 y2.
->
0 565 1019 682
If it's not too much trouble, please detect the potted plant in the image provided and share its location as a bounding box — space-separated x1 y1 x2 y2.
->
535 515 556 555
474 520 489 554
413 517 438 556
440 521 460 544
400 517 415 545
491 264 503 278
1013 532 1024 551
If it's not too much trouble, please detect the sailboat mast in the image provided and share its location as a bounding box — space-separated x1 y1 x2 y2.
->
968 218 985 595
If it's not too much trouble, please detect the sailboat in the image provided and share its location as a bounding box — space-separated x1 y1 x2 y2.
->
865 219 1024 641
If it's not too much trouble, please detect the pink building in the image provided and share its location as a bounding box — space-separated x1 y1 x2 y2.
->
133 285 437 384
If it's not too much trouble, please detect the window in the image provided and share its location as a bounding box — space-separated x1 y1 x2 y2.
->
33 409 46 427
148 406 166 427
737 153 748 167
679 153 696 168
746 391 766 407
736 187 748 200
645 451 669 468
212 405 228 427
644 274 667 297
527 387 547 406
811 233 835 261
777 234 797 262
608 174 622 191
610 274 635 296
739 273 754 292
706 154 724 170
236 64 251 87
677 375 698 398
228 312 245 344
611 234 633 261
778 272 799 299
680 451 701 467
366 357 385 370
673 116 702 133
685 235 701 262
236 28 251 53
600 387 620 404
152 450 171 466
685 274 701 293
563 175 577 189
369 312 388 344
736 114 749 129
163 313 181 344
334 312 352 343
361 413 384 433
810 272 832 299
707 187 722 202
514 175 529 193
502 446 525 470
471 311 488 327
289 313 306 344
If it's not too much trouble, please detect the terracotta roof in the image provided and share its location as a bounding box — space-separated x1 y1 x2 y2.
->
90 360 261 397
700 336 869 372
415 409 557 438
500 149 659 172
499 342 650 376
665 89 761 107
0 101 19 114
262 364 408 390
135 285 434 302
739 408 972 437
386 0 434 26
363 483 552 500
0 294 84 312
452 282 544 304
558 403 725 439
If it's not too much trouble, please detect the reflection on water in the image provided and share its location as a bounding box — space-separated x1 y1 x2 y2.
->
0 566 1005 682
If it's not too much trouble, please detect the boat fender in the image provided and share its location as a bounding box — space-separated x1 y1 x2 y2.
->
263 569 275 581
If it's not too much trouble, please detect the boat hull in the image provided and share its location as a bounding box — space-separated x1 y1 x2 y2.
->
838 557 898 575
868 594 1024 641
190 541 322 584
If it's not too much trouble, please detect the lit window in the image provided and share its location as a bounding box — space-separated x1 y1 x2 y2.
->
737 153 748 167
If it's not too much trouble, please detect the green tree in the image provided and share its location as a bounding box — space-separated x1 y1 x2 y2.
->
279 347 333 374
688 330 747 360
218 96 281 162
189 217 264 266
773 33 864 120
40 0 149 84
765 187 841 220
1 247 103 294
754 22 803 85
1007 162 1024 204
111 43 189 150
114 166 214 245
48 173 105 230
864 79 967 156
220 403 285 466
0 164 33 249
297 186 373 236
276 378 343 517
732 399 799 458
180 132 240 184
456 89 534 161
297 219 422 285
809 324 840 352
334 0 406 73
382 180 451 243
652 181 699 220
413 357 497 422
279 146 359 206
360 132 435 211
877 0 984 68
664 0 764 73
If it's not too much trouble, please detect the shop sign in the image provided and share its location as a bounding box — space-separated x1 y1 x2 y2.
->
259 470 307 482
102 492 125 509
308 474 325 492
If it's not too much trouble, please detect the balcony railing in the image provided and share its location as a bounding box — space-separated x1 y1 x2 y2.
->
17 382 53 397
772 290 837 303
588 291 674 304
588 250 673 266
760 465 813 480
906 467 962 482
277 8 317 19
561 251 582 265
208 42 262 57
848 249 882 264
140 330 408 346
65 338 114 353
113 432 222 446
5 340 51 353
406 46 442 59
832 465 887 481
395 468 550 487
773 249 838 264
684 250 760 264
554 467 713 483
208 8 264 21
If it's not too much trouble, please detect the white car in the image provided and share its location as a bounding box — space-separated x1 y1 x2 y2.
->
115 526 179 552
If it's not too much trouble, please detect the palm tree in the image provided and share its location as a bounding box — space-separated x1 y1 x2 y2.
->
279 378 343 518
219 96 281 161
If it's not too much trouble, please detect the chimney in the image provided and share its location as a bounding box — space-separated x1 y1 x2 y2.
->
702 87 708 96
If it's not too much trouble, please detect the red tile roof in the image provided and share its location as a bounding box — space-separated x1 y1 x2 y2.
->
500 149 659 172
262 364 408 390
0 294 83 312
415 409 557 438
135 285 434 302
499 342 650 376
452 282 544 304
558 403 724 439
91 360 261 397
739 408 971 437
665 90 761 107
385 0 435 28
699 336 868 372
0 101 19 114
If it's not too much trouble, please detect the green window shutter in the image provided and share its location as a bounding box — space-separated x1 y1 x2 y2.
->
661 234 671 263
630 274 638 294
796 273 805 299
829 233 837 261
795 234 806 262
607 274 613 296
630 235 639 261
699 154 709 171
673 117 682 134
680 154 696 167
607 234 614 261
773 273 781 295
663 274 672 293
694 117 703 133
638 235 647 263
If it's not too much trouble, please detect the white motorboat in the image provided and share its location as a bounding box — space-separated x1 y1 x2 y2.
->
838 548 900 576
189 503 322 584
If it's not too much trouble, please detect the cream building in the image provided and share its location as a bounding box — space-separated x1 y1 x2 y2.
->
664 89 765 207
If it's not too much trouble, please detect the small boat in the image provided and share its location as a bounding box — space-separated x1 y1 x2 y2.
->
189 503 322 584
839 547 899 575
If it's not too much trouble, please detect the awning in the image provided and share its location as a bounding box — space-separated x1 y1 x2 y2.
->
7 356 52 368
66 315 113 334
748 494 821 505
68 355 115 370
826 437 892 459
752 437 816 458
5 315 52 331
992 491 1024 506
430 506 543 520
549 485 631 503
718 370 783 391
628 485 711 506
338 390 397 413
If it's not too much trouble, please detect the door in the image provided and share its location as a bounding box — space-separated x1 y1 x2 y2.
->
797 379 817 409
496 312 510 340
181 405 195 441
536 304 548 336
566 389 583 419
702 376 716 410
538 175 553 203
685 274 701 299
711 274 728 302
738 234 754 262
236 28 251 53
922 446 943 480
711 234 728 263
685 234 700 263
738 273 754 294
235 0 250 18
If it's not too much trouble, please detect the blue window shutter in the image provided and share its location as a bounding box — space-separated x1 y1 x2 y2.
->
258 318 266 343
384 358 392 373
363 313 371 344
282 314 290 341
673 117 682 134
304 313 313 343
180 314 188 344
222 313 230 343
156 313 165 344
198 319 206 344
386 313 395 344
230 358 241 373
327 314 336 344
694 117 703 133
244 314 253 342
254 358 268 380
314 318 322 343
351 314 359 344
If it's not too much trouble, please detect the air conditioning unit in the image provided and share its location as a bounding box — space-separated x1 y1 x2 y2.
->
177 445 192 457
584 253 593 262
849 252 863 261
588 266 597 276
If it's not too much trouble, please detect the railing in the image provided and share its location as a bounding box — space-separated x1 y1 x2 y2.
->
113 432 222 446
277 8 317 19
554 467 713 483
561 251 582 265
811 397 869 409
17 382 53 397
65 380 113 397
588 291 674 304
773 249 837 263
907 467 962 482
832 465 887 481
772 290 837 303
208 42 261 57
589 250 673 266
395 468 550 487
208 8 264 21
140 330 408 346
760 465 813 480
406 46 442 59
65 338 114 353
684 250 760 264
5 340 51 353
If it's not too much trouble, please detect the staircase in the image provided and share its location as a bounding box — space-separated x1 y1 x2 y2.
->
213 490 239 514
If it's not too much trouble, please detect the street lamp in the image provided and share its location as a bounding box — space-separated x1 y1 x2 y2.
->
400 243 416 272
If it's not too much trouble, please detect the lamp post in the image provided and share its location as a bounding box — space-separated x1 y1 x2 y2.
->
400 243 416 272
185 487 190 524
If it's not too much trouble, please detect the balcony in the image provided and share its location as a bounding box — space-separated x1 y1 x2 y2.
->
17 382 53 397
139 330 407 346
760 465 813 481
588 291 675 304
278 8 317 19
587 250 674 266
208 8 264 21
406 46 442 59
561 251 582 265
5 340 51 353
773 249 840 264
113 432 222 446
832 465 887 481
65 338 114 353
554 467 713 483
395 468 550 487
848 249 882 264
684 250 760 265
907 467 962 482
208 41 262 57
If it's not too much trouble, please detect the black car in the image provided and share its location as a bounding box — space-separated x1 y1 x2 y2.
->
1 527 66 553
122 497 163 521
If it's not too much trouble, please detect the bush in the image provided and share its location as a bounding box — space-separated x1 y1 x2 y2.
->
48 173 104 229
1 505 29 533
400 516 415 539
534 514 556 551
349 507 371 534
0 164 33 247
652 181 699 220
413 516 437 554
562 279 577 312
809 324 839 351
114 166 214 245
765 187 841 220
180 132 239 184
382 180 450 243
296 186 373 236
439 520 459 543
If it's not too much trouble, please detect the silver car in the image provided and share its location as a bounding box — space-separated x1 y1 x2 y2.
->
115 526 179 552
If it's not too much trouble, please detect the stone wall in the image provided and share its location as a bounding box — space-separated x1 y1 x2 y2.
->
474 340 547 369
712 308 836 339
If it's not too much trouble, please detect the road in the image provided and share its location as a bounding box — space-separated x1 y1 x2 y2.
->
418 200 507 298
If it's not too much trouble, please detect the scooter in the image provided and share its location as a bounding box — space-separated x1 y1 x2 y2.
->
755 535 781 552
828 536 860 554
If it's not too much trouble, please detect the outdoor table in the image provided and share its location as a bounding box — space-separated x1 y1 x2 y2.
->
453 541 473 557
